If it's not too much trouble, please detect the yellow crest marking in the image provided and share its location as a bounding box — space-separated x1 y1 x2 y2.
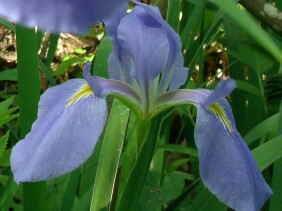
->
64 83 94 109
208 102 234 133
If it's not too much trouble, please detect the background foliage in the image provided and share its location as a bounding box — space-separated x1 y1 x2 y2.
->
0 0 282 210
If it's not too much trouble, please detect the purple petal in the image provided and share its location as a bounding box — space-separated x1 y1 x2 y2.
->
104 5 133 83
134 1 188 91
169 55 188 90
83 62 141 106
107 52 133 83
203 79 236 107
195 98 272 210
0 0 128 34
152 89 208 112
117 6 170 87
11 79 107 182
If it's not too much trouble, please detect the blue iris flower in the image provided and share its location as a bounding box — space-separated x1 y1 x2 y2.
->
1 0 272 210
0 0 129 34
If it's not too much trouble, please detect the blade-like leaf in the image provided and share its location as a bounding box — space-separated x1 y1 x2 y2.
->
0 69 18 81
209 0 282 63
244 113 279 145
90 99 130 211
252 134 282 171
117 115 163 211
0 131 9 158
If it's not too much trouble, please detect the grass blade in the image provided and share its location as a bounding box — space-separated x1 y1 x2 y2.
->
16 25 47 211
90 99 130 211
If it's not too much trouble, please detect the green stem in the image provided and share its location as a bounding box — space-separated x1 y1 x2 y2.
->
16 25 46 211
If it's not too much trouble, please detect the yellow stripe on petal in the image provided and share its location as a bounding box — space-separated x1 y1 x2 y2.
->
208 103 234 133
64 83 94 109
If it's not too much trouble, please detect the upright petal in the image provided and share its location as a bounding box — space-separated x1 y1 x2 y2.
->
0 0 128 34
104 5 133 83
11 78 107 182
107 52 133 83
134 1 188 91
195 94 272 210
117 6 170 88
169 55 188 90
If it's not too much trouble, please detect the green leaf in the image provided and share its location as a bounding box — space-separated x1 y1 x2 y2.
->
252 134 282 171
158 144 198 157
90 99 130 211
38 58 57 86
93 36 112 78
0 106 18 118
16 25 46 211
0 173 18 211
238 43 276 73
45 34 60 68
244 113 279 145
72 189 92 211
209 0 282 63
161 171 188 204
235 80 262 97
0 69 18 81
166 0 181 32
0 114 18 127
79 136 103 198
138 170 187 210
46 175 70 211
0 131 9 158
53 56 87 77
269 158 282 211
0 96 14 111
0 148 10 166
269 101 282 211
117 115 163 211
60 169 81 211
0 17 15 31
138 171 162 211
189 187 227 211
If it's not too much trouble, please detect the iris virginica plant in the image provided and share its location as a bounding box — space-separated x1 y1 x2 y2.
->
0 0 272 210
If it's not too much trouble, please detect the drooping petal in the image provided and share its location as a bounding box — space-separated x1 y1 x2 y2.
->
11 78 107 182
0 0 128 34
151 79 272 209
117 6 170 88
195 98 272 211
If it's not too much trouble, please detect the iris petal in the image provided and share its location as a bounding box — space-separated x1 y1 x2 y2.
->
11 79 107 182
195 99 272 211
203 79 237 107
169 55 188 90
152 79 272 209
134 1 188 91
104 5 133 83
117 6 170 87
0 0 128 34
83 62 141 105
